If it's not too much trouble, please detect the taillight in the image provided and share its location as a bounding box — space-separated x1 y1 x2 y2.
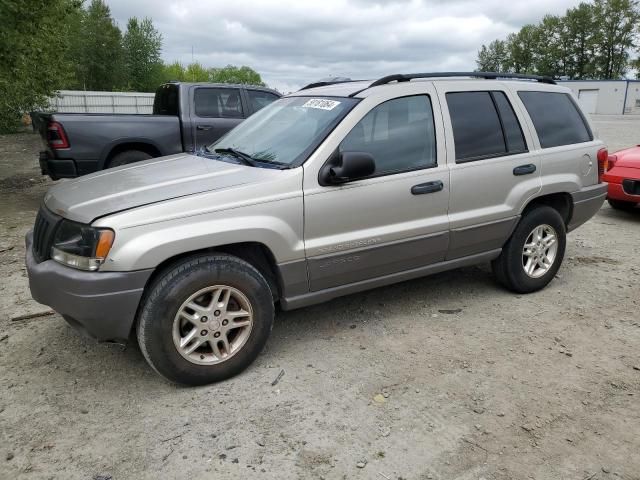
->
597 148 608 183
606 154 617 171
47 121 69 149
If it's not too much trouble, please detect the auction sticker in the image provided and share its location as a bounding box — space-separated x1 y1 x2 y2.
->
302 99 341 110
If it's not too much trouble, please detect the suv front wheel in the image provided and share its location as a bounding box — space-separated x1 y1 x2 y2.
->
136 254 274 386
492 206 567 293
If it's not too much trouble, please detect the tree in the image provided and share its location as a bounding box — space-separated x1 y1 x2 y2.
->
123 17 163 91
75 0 124 90
592 0 639 78
564 2 597 79
475 0 640 79
476 40 511 72
0 0 82 132
208 65 266 85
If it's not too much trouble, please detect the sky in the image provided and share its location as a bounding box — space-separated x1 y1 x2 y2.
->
106 0 583 92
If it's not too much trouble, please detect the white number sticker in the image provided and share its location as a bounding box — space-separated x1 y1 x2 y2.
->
302 99 341 110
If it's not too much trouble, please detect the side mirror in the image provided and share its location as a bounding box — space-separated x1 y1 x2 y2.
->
319 151 376 186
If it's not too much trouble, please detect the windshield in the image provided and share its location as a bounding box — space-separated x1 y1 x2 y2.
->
209 96 359 167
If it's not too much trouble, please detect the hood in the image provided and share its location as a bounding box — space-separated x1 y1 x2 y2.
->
44 153 275 223
611 146 640 169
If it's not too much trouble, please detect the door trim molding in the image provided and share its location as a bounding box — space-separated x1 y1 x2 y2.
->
281 249 501 310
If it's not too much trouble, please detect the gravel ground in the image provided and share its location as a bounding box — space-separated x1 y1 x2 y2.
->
0 116 639 480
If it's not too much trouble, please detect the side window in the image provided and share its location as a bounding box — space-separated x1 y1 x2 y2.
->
492 92 527 154
447 91 527 162
247 90 279 113
340 95 437 176
518 91 592 148
194 88 244 118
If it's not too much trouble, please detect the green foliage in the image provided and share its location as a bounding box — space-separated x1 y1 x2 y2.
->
2 0 268 130
209 65 266 86
476 0 640 79
73 0 124 90
159 63 266 86
123 17 163 92
0 0 82 132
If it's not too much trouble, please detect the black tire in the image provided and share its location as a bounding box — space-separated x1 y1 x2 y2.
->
492 206 566 294
608 199 637 211
136 254 274 386
108 150 152 168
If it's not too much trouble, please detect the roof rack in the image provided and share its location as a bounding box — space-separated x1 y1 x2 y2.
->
348 71 556 97
299 78 361 90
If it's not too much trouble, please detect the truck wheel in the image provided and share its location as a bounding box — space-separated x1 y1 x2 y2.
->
492 206 566 294
136 254 274 386
108 150 152 168
608 199 637 211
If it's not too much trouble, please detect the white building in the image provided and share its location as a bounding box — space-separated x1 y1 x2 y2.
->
559 80 640 115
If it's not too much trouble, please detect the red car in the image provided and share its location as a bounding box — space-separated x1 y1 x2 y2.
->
602 146 640 210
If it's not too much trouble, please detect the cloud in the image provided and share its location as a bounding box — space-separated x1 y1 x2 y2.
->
106 0 582 92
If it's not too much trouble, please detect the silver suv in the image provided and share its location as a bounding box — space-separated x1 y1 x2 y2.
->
26 72 608 385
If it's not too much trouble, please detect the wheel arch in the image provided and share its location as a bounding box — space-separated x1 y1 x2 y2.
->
101 139 163 169
142 242 284 303
521 192 573 227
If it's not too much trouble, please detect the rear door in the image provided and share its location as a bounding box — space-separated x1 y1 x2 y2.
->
191 87 246 148
436 83 541 259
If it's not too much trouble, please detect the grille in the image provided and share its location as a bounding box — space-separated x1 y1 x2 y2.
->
622 179 640 196
32 207 61 263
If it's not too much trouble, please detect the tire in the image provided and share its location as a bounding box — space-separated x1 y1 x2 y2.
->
108 150 152 168
608 199 637 211
136 254 274 386
492 206 566 294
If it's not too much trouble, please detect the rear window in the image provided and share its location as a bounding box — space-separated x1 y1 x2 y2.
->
446 91 527 162
153 84 179 115
518 91 592 148
247 90 280 113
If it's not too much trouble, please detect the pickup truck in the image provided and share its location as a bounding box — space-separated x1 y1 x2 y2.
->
37 82 281 179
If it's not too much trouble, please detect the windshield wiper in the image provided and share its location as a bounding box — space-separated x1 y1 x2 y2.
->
214 148 259 167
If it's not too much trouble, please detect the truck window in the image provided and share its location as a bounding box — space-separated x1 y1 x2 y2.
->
247 90 279 113
518 91 592 148
195 88 244 118
153 84 179 115
340 95 437 176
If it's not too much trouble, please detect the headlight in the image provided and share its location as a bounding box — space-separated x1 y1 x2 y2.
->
50 220 115 271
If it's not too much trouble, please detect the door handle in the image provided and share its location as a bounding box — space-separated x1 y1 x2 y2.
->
411 180 444 195
197 125 212 131
513 164 536 176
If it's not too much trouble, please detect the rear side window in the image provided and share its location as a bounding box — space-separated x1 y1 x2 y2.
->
153 84 179 115
194 88 244 118
446 91 527 162
340 95 437 176
518 91 592 148
247 90 279 113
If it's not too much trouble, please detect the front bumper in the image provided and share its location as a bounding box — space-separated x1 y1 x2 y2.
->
25 231 153 342
567 183 608 232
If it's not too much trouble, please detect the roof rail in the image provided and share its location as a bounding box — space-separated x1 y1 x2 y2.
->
299 78 359 91
348 71 556 97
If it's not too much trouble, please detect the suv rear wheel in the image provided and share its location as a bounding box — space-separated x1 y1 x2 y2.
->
492 206 566 293
136 254 274 385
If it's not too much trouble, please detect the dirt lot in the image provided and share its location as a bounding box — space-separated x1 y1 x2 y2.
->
1 116 639 480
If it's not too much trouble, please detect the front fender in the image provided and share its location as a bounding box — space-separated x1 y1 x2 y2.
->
97 196 305 272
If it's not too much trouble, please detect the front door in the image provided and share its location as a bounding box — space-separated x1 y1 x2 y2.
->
303 92 450 292
192 87 245 148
